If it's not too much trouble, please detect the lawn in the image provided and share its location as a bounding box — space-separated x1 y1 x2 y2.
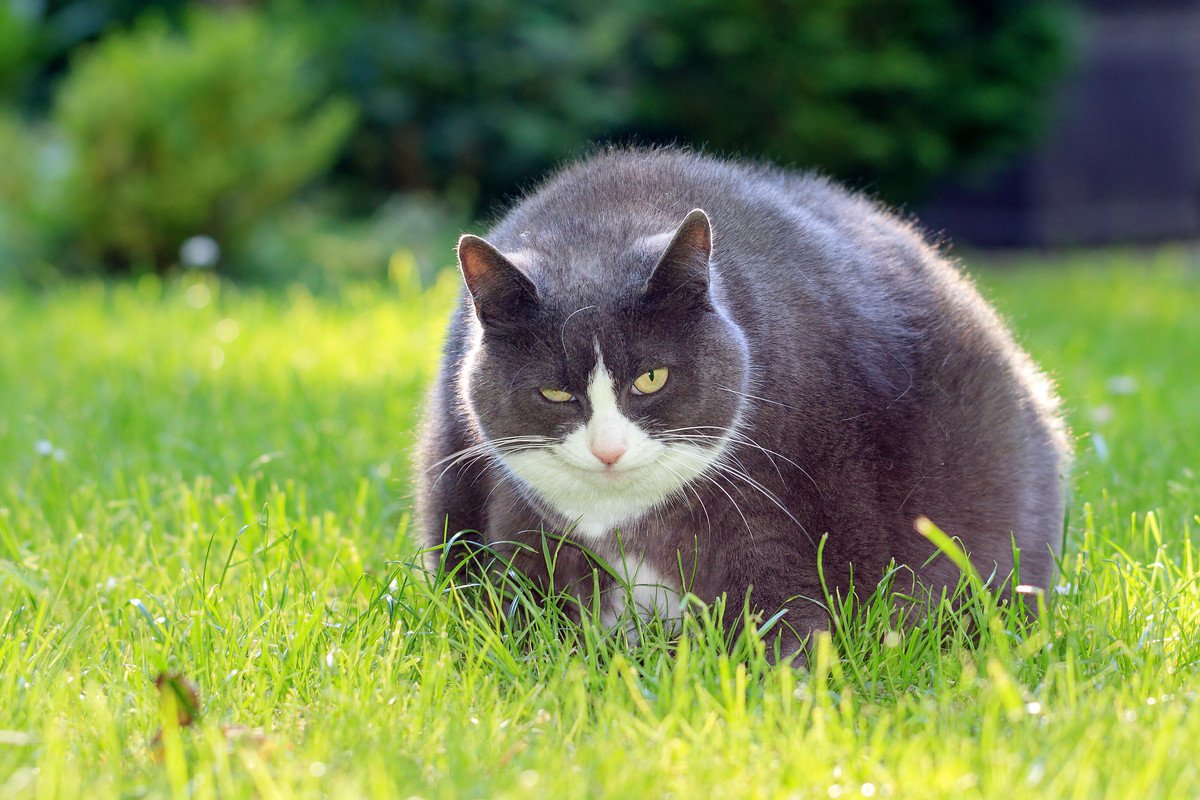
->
2 249 1198 799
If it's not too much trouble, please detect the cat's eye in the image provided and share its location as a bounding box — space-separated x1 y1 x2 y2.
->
631 367 669 395
539 388 575 403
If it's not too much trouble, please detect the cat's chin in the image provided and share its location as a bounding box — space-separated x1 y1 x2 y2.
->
549 449 668 483
576 466 650 488
500 442 724 539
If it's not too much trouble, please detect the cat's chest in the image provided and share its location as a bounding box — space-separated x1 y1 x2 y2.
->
595 536 685 634
483 479 699 628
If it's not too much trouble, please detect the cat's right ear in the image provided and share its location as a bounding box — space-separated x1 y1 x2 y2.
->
643 209 713 310
457 234 539 325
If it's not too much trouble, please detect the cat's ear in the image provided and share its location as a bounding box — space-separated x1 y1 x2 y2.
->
643 209 712 309
457 234 539 325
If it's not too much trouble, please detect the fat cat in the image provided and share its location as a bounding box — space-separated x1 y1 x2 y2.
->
415 148 1070 653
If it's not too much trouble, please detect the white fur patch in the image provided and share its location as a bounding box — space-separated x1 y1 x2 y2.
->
599 550 683 635
501 347 725 538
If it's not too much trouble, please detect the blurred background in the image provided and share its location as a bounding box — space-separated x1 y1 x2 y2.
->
0 0 1197 288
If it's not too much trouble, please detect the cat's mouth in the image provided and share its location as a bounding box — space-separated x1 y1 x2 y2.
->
551 450 658 481
573 460 650 479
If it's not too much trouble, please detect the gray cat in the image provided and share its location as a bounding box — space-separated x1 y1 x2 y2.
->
415 147 1070 653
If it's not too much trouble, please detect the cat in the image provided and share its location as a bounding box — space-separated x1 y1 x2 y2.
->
414 147 1071 654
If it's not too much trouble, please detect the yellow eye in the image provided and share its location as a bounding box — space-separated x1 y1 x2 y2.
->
539 388 574 403
632 367 669 395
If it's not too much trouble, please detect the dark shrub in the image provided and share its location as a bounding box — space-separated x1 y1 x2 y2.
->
633 0 1069 200
305 0 1067 205
0 0 190 110
299 0 636 206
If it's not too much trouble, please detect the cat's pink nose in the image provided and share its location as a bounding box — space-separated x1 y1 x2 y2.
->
591 444 626 466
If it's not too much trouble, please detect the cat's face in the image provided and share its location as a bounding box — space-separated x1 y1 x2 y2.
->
457 210 749 537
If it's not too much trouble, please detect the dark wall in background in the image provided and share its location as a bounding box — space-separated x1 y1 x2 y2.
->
921 1 1200 247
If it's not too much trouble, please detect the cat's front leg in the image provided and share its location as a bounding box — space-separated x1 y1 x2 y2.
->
742 585 829 665
484 497 607 623
705 532 831 664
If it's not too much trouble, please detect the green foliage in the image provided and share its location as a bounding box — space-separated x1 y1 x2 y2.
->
0 113 37 277
0 2 39 101
1 1 193 110
300 0 1067 204
0 112 68 283
47 8 354 269
240 194 470 290
295 0 635 202
1 0 1069 279
634 0 1069 200
1 252 1199 796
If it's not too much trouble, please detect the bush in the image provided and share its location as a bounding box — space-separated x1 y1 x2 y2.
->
0 2 39 103
240 193 470 290
301 0 1067 205
633 0 1069 200
295 0 636 206
49 7 355 270
1 1 191 110
1 0 1068 279
0 112 72 282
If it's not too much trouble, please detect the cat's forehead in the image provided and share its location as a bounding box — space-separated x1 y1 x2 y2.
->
484 237 693 371
552 303 640 370
509 232 657 294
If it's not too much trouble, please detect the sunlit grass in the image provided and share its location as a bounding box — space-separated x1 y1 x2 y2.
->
1 248 1198 798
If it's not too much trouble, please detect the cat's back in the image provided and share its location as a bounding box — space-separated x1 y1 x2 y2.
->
485 149 940 329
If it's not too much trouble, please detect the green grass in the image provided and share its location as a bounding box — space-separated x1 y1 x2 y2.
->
2 248 1199 798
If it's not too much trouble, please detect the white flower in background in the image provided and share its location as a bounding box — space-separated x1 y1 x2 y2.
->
1107 375 1138 395
180 235 221 269
34 440 66 461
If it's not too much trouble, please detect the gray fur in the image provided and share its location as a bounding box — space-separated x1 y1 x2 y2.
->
414 147 1071 649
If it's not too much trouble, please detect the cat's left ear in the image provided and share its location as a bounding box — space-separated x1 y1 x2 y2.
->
643 209 712 309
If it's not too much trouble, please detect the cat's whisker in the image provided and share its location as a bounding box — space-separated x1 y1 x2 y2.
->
715 385 797 411
657 432 793 492
710 453 816 542
665 445 813 546
428 436 553 486
560 305 598 355
429 447 493 486
425 435 551 471
659 424 823 496
662 448 757 526
664 451 754 540
657 459 713 536
707 456 814 546
467 445 551 488
693 398 820 484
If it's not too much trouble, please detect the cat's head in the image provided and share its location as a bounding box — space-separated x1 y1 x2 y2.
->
456 209 749 537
